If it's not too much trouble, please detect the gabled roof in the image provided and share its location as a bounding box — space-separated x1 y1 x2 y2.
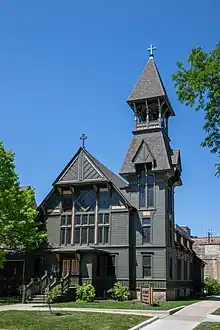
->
120 131 172 176
128 57 167 102
37 148 133 210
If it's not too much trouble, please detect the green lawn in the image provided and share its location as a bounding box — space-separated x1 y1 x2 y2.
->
49 297 201 310
212 308 220 315
0 311 149 330
0 297 21 305
194 323 220 329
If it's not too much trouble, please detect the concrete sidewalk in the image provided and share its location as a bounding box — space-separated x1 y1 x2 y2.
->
0 303 163 317
141 299 220 330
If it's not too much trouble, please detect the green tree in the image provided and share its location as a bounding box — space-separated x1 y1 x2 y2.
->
0 140 46 267
172 42 220 176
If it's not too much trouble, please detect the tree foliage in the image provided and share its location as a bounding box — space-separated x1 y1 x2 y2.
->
172 42 220 176
204 277 220 295
0 140 46 267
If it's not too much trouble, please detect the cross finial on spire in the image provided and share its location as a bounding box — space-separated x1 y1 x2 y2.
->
148 44 156 58
80 133 87 149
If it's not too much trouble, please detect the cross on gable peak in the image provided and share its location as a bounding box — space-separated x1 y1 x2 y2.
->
80 133 87 149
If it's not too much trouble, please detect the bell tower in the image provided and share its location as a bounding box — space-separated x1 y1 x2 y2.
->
120 45 182 188
127 45 175 137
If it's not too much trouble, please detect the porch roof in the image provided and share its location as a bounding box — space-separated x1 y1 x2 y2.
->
51 246 108 254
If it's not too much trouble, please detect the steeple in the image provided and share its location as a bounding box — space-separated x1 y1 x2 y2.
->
127 47 174 135
120 46 182 185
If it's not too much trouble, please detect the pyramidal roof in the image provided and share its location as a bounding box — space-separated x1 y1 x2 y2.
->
127 56 168 102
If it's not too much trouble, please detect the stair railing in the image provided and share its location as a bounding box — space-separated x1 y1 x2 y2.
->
60 271 70 294
22 270 49 303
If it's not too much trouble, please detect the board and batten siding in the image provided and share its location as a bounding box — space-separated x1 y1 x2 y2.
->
110 211 129 246
46 215 61 247
136 249 166 279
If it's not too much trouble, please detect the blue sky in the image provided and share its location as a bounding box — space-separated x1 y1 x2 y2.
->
0 0 219 236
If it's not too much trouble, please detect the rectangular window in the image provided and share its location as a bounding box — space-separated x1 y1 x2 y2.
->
107 255 116 276
81 227 87 244
74 228 80 244
98 227 103 244
67 215 72 226
98 213 103 224
60 214 72 245
75 215 81 225
143 255 152 277
88 227 95 244
139 174 155 209
142 218 151 244
98 213 110 244
66 228 71 245
61 215 66 226
82 214 88 225
74 213 95 245
60 228 65 245
104 227 109 244
139 186 146 208
89 214 95 225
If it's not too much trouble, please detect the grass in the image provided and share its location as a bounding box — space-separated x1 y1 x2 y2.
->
194 323 220 329
49 296 202 310
212 308 220 315
0 296 21 305
0 311 149 330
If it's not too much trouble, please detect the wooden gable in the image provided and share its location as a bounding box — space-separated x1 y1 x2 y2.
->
132 140 154 164
55 148 104 184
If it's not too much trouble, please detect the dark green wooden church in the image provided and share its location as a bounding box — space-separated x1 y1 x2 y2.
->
0 46 204 301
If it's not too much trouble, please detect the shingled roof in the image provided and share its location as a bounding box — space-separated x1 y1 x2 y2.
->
128 57 167 102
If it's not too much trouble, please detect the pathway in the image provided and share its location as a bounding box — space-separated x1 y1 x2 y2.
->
141 299 220 330
0 303 163 317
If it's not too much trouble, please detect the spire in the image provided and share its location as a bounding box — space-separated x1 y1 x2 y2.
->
127 54 167 103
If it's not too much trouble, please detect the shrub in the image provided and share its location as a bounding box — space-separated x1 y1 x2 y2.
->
204 277 220 295
76 284 96 302
108 282 130 301
45 284 62 314
45 284 62 305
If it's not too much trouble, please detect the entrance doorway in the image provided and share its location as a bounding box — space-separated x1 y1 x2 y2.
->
60 253 80 278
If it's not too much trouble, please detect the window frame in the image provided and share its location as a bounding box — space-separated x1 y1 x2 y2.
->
97 213 110 245
142 217 152 244
74 212 95 245
138 171 155 210
60 214 72 246
142 254 152 278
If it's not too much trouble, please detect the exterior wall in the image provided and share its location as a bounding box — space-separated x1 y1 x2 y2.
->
47 215 61 248
193 238 220 282
110 211 129 246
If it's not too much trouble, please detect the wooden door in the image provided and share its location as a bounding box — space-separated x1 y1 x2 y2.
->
61 254 80 277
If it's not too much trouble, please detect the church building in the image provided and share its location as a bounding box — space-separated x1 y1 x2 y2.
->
0 46 204 301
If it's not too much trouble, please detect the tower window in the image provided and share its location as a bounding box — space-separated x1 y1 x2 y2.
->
138 170 155 209
142 218 152 244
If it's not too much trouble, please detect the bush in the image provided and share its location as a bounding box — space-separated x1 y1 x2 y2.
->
76 284 96 302
45 284 62 305
108 282 130 301
204 277 220 295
